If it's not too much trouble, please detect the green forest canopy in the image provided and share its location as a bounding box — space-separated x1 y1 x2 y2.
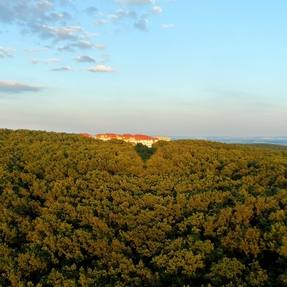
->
0 129 286 286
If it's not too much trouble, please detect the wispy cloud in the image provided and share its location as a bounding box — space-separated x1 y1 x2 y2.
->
51 66 72 72
161 23 175 30
0 1 94 53
94 1 162 32
134 17 149 31
94 44 106 50
0 80 43 93
117 0 153 5
85 6 98 15
24 47 49 54
0 1 169 72
57 41 105 52
0 1 71 30
87 65 114 73
76 55 96 63
31 24 83 42
31 58 60 65
110 9 137 22
0 47 14 58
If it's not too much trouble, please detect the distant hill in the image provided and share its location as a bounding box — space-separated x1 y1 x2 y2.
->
172 136 287 146
242 144 287 151
0 129 286 286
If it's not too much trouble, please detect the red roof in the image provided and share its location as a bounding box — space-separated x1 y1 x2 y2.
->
96 133 118 139
80 133 93 138
123 134 156 140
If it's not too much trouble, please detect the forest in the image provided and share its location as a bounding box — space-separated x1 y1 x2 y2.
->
0 129 286 287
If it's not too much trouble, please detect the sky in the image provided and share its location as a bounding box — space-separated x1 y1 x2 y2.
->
0 0 286 137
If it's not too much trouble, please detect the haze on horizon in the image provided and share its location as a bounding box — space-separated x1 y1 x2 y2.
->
0 0 286 137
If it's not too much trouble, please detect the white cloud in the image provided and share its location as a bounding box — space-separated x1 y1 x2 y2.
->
152 6 162 14
88 64 114 73
0 80 43 93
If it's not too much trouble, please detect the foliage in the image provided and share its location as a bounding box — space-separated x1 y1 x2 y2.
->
0 129 286 286
135 143 156 161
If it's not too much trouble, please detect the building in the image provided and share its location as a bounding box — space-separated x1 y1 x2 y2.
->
94 133 171 147
120 134 159 147
80 133 171 147
95 133 118 141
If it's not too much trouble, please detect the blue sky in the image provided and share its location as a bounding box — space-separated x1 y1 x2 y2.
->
0 0 286 137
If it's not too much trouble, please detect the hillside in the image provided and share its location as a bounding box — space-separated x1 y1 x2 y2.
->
0 129 286 286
